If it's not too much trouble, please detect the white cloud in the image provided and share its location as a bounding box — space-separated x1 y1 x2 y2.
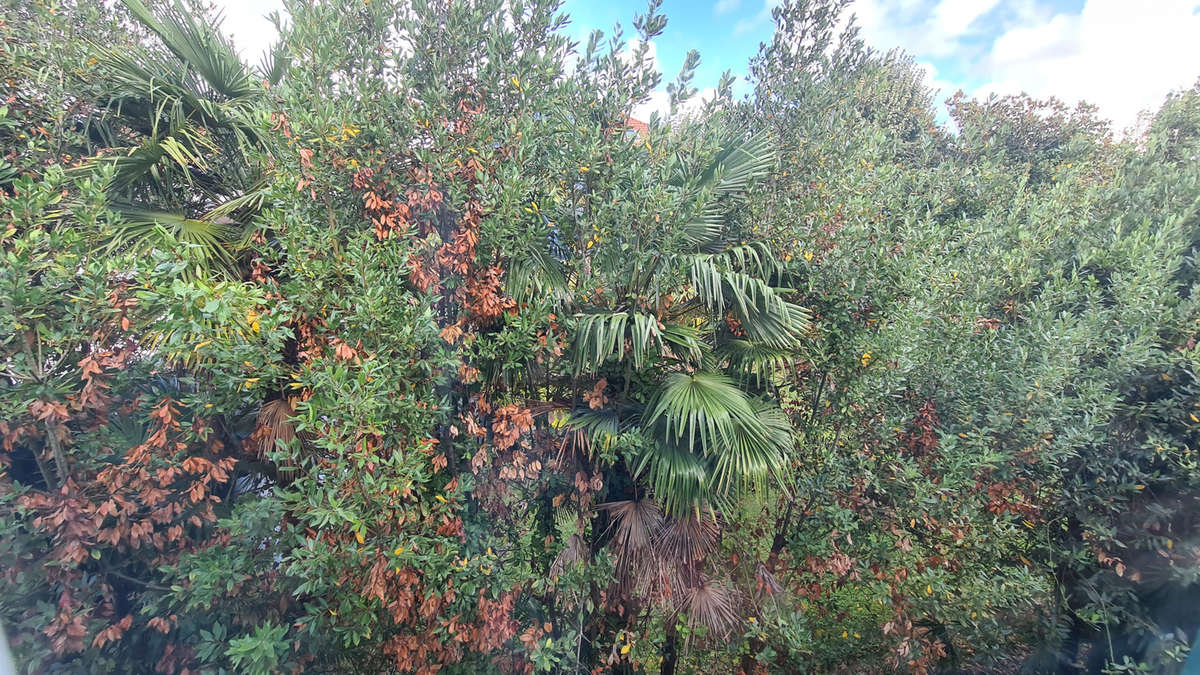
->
930 0 1001 39
714 0 742 16
633 90 672 121
975 0 1200 131
621 38 661 73
213 0 285 65
916 61 957 103
734 0 782 37
632 87 719 122
849 0 998 58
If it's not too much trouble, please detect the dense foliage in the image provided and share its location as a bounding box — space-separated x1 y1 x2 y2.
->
2 0 1198 672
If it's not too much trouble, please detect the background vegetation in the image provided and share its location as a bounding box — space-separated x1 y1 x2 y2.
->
2 0 1198 672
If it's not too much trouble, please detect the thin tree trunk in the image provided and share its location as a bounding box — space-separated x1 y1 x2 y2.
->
661 621 679 675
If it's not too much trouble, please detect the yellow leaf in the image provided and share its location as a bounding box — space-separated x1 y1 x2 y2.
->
620 644 631 655
435 494 448 503
925 585 932 595
355 530 365 545
393 546 404 556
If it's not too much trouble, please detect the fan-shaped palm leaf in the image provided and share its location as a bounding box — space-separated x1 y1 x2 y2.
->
661 323 706 366
709 401 792 496
80 0 270 277
643 372 764 455
563 407 624 456
571 311 666 372
717 339 794 386
680 576 741 640
695 130 776 196
104 208 238 270
505 241 569 305
632 441 713 516
722 271 810 347
657 512 719 565
120 0 257 101
601 499 664 557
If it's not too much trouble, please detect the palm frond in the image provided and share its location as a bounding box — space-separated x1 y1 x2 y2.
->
643 372 763 455
260 40 290 86
717 339 793 386
200 181 269 224
681 199 724 247
601 499 664 556
632 441 712 516
715 241 780 280
120 0 257 101
564 408 624 455
550 533 589 578
105 206 238 270
709 400 792 497
702 131 776 197
689 255 726 312
680 576 741 640
570 311 665 372
252 399 296 458
506 241 569 306
661 323 705 366
252 398 305 482
657 512 719 564
722 271 810 348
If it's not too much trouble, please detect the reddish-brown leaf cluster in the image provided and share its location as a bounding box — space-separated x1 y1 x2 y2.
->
898 401 940 459
491 405 534 451
9 330 239 661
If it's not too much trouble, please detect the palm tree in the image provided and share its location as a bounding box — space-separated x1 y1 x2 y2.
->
527 123 807 648
546 128 807 516
86 0 283 275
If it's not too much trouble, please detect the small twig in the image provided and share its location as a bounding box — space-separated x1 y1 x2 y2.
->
107 569 172 592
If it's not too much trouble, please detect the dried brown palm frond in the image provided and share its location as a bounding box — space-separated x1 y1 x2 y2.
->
251 398 296 457
600 499 664 557
754 561 783 598
600 499 666 598
249 398 304 482
550 533 589 579
556 427 589 464
642 553 688 606
680 575 741 641
525 400 561 418
657 511 720 565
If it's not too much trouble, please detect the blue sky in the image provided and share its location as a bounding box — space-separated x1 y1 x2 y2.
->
216 0 1200 131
